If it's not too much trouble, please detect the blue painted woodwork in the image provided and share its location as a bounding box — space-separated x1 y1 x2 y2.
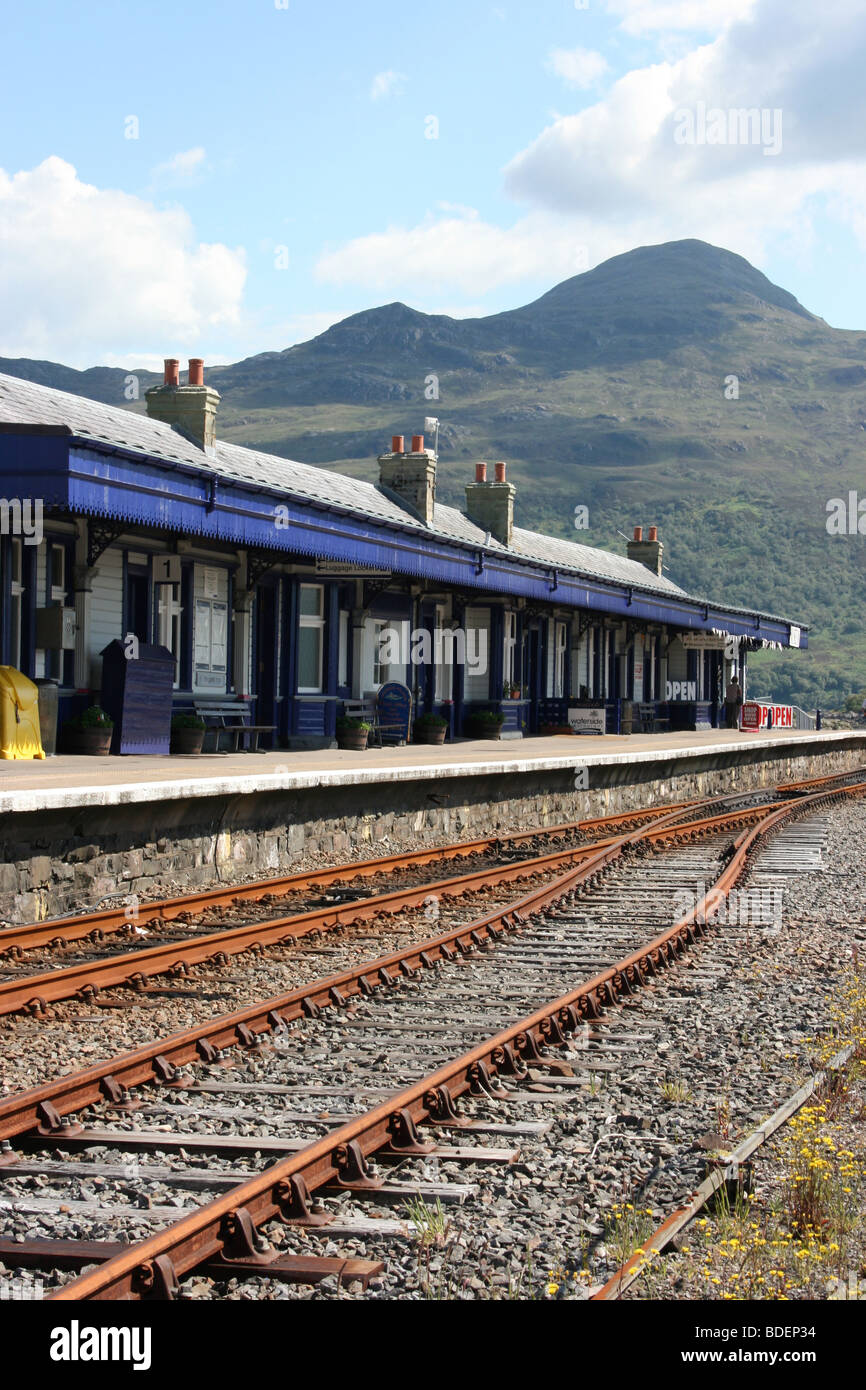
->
0 432 805 647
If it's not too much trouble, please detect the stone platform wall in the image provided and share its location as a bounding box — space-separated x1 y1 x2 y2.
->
2 738 864 924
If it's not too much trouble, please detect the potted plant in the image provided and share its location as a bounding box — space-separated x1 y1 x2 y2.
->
336 716 370 751
170 712 206 755
464 708 506 740
414 712 448 745
502 681 521 700
61 704 114 756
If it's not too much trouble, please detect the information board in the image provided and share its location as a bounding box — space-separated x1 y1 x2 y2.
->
568 706 606 735
740 702 794 731
377 681 412 743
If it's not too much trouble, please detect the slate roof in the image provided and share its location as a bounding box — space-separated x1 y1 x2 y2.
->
0 371 763 615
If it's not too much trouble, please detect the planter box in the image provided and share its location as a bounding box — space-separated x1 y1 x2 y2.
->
337 730 369 751
465 723 504 740
61 728 113 757
170 728 205 755
415 727 447 745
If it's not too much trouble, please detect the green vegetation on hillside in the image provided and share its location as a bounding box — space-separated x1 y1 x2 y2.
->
3 239 864 708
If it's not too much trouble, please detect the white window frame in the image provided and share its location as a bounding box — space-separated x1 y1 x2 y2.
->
157 583 183 689
298 583 325 694
370 618 387 690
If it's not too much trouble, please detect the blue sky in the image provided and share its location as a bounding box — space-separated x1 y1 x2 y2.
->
1 0 865 366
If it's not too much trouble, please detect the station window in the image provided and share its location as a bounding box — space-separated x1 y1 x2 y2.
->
298 584 325 693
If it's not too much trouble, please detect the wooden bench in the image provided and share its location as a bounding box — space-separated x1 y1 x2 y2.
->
342 698 407 747
638 702 670 734
193 700 277 753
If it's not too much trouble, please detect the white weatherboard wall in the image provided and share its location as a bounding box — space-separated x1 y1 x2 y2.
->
90 547 123 688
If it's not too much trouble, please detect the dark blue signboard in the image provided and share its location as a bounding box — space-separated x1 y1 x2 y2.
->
377 681 412 744
101 639 175 755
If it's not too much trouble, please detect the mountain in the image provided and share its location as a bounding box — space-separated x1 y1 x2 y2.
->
3 239 865 709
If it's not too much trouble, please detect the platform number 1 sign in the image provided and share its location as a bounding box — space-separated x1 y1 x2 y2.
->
152 554 182 585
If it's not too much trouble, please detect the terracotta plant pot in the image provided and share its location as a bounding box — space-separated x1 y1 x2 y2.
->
62 728 113 756
170 728 205 755
337 729 369 751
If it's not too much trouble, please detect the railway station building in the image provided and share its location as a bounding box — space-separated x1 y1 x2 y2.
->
0 362 806 749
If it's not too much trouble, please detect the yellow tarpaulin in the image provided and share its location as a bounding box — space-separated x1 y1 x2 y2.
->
0 667 46 759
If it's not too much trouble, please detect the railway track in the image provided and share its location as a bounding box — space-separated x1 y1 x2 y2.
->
0 790 753 961
0 792 785 1018
0 776 861 1300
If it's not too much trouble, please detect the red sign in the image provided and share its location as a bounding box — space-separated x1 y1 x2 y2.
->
740 702 794 730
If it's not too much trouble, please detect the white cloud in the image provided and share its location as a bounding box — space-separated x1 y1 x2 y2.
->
0 157 247 366
370 70 406 101
504 0 866 249
604 0 758 34
150 146 207 185
316 208 609 295
547 47 610 89
313 0 866 306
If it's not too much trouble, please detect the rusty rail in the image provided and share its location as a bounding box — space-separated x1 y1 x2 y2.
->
46 779 865 1300
0 795 715 1142
0 800 782 1019
0 798 708 959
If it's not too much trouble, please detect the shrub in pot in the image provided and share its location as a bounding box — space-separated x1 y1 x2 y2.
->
464 709 505 740
336 716 370 751
414 712 448 745
61 704 114 756
170 712 206 755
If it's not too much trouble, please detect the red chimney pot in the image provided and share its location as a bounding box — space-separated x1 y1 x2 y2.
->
188 358 204 387
633 525 643 541
164 358 179 387
475 462 488 483
411 434 424 453
494 461 507 483
648 525 658 542
391 434 404 454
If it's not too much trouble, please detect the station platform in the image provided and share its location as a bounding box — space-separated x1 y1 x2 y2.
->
0 727 860 814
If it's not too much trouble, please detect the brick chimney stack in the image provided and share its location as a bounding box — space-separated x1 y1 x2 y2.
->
378 432 437 525
464 461 515 546
627 524 664 576
145 357 220 452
